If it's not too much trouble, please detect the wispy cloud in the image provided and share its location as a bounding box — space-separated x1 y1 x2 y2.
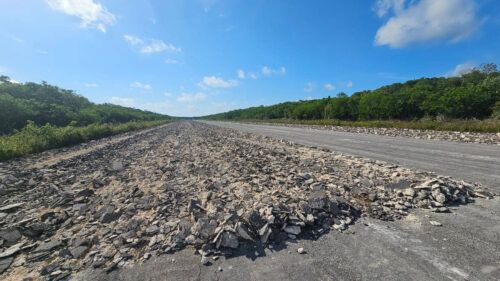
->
237 69 245 79
199 76 238 89
304 82 316 92
141 40 181 54
176 92 207 103
262 66 286 76
248 72 258 79
324 83 335 91
123 35 143 45
84 82 98 88
110 97 173 114
374 0 478 48
164 58 178 64
46 0 116 32
446 62 476 77
374 0 405 17
110 97 135 107
130 81 152 91
237 69 258 79
346 81 353 88
123 35 181 54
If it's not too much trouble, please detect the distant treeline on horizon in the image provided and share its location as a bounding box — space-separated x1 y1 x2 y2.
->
0 76 170 135
205 63 500 121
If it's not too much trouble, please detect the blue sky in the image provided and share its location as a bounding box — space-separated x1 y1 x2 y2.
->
1 0 499 117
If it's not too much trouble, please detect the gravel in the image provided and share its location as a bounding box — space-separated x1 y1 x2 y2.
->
239 121 500 145
0 121 492 280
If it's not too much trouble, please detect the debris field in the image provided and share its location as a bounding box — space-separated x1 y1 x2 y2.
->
0 121 492 280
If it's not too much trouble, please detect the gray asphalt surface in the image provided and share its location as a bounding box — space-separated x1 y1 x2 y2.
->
77 121 500 281
204 121 500 190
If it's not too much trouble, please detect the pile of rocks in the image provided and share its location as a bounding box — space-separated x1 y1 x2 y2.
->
0 121 491 280
248 122 500 145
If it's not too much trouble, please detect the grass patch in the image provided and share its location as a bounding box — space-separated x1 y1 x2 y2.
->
237 119 500 133
0 120 169 161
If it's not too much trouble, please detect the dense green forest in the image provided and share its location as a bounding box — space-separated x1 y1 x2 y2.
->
0 76 169 135
0 77 171 160
205 64 500 122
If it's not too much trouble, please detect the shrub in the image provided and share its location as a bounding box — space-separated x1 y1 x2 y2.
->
0 120 168 161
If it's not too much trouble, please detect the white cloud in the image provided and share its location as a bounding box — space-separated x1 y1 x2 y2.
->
164 92 173 97
304 82 316 92
446 62 476 77
237 69 245 79
262 66 272 75
46 0 116 32
304 96 314 101
375 0 477 48
130 82 152 91
165 58 178 64
84 82 98 87
124 35 181 54
262 66 286 76
199 76 238 89
248 72 258 79
110 97 173 114
176 92 207 103
324 83 335 91
237 69 258 79
123 35 143 45
346 81 353 88
110 97 135 107
374 0 405 17
141 40 181 54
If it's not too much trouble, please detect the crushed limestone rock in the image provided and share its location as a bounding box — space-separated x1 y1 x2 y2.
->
0 121 492 280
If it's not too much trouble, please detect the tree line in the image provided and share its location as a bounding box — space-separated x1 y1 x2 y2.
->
204 64 500 121
0 77 169 135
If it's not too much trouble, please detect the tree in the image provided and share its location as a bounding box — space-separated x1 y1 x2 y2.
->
0 80 169 134
480 63 498 74
0 75 10 84
204 63 500 121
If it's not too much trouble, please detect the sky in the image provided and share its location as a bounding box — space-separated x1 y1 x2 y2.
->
0 0 499 117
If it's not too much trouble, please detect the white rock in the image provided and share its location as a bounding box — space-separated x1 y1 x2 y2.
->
429 221 442 226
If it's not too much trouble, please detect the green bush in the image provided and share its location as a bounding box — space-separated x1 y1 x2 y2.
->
0 120 168 161
492 101 500 120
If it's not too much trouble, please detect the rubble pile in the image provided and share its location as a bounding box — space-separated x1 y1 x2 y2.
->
0 121 491 280
249 122 500 145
